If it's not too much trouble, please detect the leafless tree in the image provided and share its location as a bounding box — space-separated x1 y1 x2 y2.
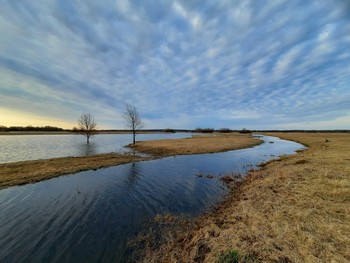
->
123 103 144 145
77 113 97 144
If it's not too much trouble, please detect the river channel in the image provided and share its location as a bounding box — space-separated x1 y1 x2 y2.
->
0 135 304 262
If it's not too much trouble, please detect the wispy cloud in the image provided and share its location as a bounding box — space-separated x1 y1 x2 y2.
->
0 0 349 129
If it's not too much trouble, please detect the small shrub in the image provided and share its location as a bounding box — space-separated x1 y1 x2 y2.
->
195 128 215 133
219 250 240 263
239 128 251 134
219 128 232 133
72 127 80 133
163 128 176 133
219 250 261 263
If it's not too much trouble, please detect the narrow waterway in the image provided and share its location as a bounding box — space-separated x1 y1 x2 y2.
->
0 135 304 262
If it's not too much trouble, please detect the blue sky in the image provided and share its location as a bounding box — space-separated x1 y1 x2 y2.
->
0 0 350 129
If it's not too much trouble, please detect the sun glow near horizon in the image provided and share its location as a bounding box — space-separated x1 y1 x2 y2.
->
0 108 75 129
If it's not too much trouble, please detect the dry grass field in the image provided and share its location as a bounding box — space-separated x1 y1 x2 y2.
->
130 133 350 263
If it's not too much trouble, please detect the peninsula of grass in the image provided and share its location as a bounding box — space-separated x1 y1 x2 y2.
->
0 153 151 189
131 132 350 263
130 133 262 156
0 133 260 189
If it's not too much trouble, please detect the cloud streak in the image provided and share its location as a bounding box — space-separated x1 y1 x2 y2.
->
0 0 349 129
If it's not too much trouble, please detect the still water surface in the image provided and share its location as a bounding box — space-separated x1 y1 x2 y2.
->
0 135 304 262
0 133 191 164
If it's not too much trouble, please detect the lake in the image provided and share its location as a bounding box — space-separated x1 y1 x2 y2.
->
0 133 191 164
0 135 304 262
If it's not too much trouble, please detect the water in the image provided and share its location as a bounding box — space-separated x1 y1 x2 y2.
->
0 133 191 164
0 135 305 262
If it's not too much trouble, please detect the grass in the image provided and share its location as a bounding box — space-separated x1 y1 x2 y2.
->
128 132 350 263
218 250 240 263
218 250 261 263
0 153 151 189
131 133 262 156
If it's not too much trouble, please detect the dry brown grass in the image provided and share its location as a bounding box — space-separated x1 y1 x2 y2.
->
130 132 350 263
131 133 262 156
0 153 150 189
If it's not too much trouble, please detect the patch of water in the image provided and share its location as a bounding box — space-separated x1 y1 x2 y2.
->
0 133 192 164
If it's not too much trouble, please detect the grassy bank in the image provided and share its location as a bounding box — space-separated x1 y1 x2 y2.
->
0 153 151 189
0 133 259 189
131 133 262 156
130 133 350 263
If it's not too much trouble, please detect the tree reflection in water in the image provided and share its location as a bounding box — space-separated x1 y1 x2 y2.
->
78 142 97 156
125 162 141 190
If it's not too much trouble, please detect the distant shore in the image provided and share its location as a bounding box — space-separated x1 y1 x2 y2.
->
0 131 177 135
0 133 260 189
1 130 348 136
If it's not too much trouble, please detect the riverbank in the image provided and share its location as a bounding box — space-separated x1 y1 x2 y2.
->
131 133 350 262
0 133 260 189
0 153 151 189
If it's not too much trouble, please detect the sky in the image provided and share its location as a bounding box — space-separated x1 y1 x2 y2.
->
0 0 350 130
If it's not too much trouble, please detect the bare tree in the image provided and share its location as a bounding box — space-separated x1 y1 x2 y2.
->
123 103 144 145
77 113 97 144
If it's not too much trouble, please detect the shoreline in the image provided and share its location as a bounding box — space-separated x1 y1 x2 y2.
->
130 133 262 156
0 131 179 136
130 132 350 262
0 153 152 190
0 133 260 190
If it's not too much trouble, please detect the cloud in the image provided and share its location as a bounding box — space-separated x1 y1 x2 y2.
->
0 0 349 129
275 114 350 130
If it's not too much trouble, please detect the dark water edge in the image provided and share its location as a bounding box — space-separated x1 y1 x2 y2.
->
0 135 304 263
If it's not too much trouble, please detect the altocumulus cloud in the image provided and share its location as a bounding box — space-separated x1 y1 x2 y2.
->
0 0 349 129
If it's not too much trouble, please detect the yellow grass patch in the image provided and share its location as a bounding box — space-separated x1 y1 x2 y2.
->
131 133 262 156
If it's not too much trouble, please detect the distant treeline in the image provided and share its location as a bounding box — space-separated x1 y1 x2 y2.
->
0 125 348 133
104 128 349 133
0 125 65 132
193 128 350 133
250 129 350 133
